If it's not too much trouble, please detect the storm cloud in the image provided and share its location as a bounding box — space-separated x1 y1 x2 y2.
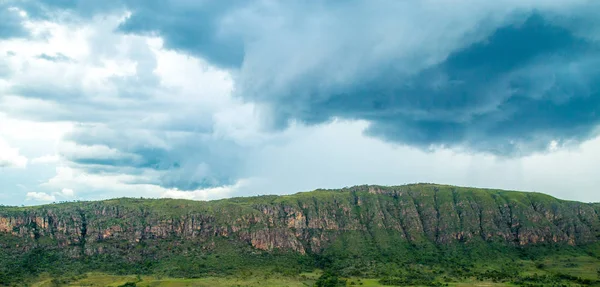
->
2 0 600 204
41 0 600 155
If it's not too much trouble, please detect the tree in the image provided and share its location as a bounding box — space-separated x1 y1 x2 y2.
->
315 271 347 287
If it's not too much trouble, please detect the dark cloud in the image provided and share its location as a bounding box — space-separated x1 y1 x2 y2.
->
114 2 600 155
117 0 245 68
337 15 600 155
8 1 600 158
11 0 244 67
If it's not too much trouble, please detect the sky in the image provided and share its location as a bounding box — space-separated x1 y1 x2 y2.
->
1 0 600 206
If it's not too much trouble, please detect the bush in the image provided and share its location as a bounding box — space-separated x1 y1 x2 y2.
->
315 271 347 287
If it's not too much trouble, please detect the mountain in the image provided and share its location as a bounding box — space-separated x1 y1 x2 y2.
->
1 184 600 286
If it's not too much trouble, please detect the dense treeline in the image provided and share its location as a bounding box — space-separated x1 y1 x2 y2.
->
1 240 599 286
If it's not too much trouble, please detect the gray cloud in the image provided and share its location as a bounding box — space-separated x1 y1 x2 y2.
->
36 53 73 62
361 15 600 155
11 1 600 155
118 0 246 68
61 124 244 190
71 0 600 155
231 6 600 155
0 13 242 191
3 0 600 201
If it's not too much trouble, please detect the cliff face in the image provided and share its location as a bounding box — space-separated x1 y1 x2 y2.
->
1 184 599 257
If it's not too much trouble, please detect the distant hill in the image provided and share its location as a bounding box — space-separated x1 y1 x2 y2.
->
1 184 600 286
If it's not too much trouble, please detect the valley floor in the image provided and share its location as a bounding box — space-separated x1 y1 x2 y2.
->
28 259 600 287
14 251 600 287
31 273 516 287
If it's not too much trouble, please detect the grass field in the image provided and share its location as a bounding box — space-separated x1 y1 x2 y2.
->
32 273 317 287
31 274 519 287
26 254 600 287
540 255 600 280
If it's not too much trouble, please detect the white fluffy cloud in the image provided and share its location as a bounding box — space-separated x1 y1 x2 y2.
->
25 191 55 202
160 180 251 201
40 165 246 201
0 12 252 198
0 137 27 168
31 154 60 164
24 188 76 203
57 188 75 198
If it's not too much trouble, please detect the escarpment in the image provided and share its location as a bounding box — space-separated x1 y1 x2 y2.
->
1 184 599 257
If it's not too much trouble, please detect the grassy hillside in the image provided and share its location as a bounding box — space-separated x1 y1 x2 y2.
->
1 184 600 286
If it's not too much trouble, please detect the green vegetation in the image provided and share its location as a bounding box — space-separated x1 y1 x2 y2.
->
315 271 347 287
7 251 600 286
21 259 600 287
1 184 600 286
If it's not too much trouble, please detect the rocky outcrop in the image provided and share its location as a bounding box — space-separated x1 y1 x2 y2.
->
0 184 599 257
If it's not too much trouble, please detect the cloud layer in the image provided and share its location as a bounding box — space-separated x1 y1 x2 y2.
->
1 0 600 204
113 0 600 154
